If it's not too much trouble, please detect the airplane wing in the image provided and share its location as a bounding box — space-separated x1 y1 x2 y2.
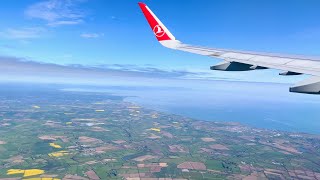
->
138 2 320 94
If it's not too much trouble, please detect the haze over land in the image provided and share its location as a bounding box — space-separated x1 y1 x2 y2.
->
0 85 320 179
0 55 320 134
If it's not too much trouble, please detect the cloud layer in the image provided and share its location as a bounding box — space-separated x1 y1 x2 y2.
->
0 55 305 86
80 33 104 39
0 56 205 86
0 27 45 39
25 0 87 27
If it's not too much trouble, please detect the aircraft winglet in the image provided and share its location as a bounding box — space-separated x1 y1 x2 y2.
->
138 2 176 42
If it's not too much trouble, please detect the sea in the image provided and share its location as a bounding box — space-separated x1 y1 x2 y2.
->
61 79 320 134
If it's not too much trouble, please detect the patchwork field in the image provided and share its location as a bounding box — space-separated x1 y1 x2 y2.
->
0 89 319 179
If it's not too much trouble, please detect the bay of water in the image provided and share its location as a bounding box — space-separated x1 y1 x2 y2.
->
63 79 320 134
112 81 320 134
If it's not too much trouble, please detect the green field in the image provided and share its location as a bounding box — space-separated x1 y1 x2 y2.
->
0 89 319 179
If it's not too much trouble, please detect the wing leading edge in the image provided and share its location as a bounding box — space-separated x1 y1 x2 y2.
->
138 2 320 94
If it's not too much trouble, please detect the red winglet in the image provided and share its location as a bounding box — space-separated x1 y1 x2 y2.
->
138 2 174 41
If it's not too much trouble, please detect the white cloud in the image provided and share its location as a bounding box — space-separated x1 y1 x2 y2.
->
80 33 104 39
25 0 87 26
0 27 45 39
48 19 83 27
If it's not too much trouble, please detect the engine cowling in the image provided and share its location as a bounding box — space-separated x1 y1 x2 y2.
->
210 61 253 71
279 71 302 76
210 61 267 71
290 76 320 94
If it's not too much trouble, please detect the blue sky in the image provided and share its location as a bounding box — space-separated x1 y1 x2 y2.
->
0 0 320 83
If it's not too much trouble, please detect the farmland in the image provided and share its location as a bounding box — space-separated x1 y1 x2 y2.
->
0 87 319 179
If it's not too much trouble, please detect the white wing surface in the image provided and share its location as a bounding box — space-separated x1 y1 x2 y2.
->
138 2 320 94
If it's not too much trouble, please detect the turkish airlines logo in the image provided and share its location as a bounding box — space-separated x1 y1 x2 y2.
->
153 25 165 37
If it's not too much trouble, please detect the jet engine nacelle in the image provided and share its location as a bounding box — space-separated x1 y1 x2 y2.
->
290 76 320 94
210 61 266 71
279 71 302 76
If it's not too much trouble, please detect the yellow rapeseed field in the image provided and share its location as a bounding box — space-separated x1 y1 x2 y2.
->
7 169 44 177
150 128 161 132
7 169 24 175
24 178 60 180
93 102 104 104
95 109 105 112
49 143 61 149
48 150 69 157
